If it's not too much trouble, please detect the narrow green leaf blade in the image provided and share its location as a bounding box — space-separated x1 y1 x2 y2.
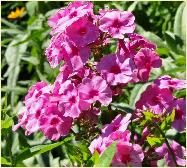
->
96 142 117 167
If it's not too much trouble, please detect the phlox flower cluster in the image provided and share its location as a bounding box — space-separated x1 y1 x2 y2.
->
135 75 186 132
89 114 144 166
13 1 186 166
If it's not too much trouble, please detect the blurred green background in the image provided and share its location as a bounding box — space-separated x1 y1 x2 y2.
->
1 1 186 167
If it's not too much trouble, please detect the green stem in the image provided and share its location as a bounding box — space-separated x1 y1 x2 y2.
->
154 123 178 167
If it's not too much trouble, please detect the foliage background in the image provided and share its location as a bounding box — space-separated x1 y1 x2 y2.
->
1 1 186 167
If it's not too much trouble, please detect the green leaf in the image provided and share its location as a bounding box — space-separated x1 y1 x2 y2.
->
147 137 164 147
140 111 160 126
1 86 27 95
160 109 175 133
141 31 167 48
1 156 11 166
157 159 167 167
4 34 28 106
174 2 186 41
65 143 83 166
127 1 138 11
111 103 134 113
96 142 117 167
164 31 184 55
26 1 39 16
1 117 13 129
1 29 24 35
1 18 20 29
87 151 100 166
15 136 73 163
21 57 39 65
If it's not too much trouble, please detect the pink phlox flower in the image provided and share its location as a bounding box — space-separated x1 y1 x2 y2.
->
101 114 132 137
133 48 162 81
112 141 144 167
136 84 174 114
99 10 135 39
78 76 112 106
58 82 90 118
172 98 186 132
39 104 73 141
49 1 93 35
155 141 186 167
96 53 133 85
66 16 100 47
154 75 186 90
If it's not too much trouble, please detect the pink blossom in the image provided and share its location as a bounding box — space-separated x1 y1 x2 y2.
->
96 54 133 85
78 76 112 106
89 129 144 166
172 98 186 132
58 82 90 118
45 33 65 68
45 33 91 69
155 141 186 166
133 48 162 81
39 105 72 141
102 114 132 137
66 16 100 47
99 10 135 39
136 84 174 114
112 142 144 167
118 34 156 59
154 75 186 90
141 126 150 143
127 33 156 51
49 1 93 35
62 38 91 70
24 81 48 109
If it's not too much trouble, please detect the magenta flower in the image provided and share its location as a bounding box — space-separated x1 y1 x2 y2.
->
99 10 135 39
133 48 162 81
102 113 132 137
39 105 72 141
49 1 93 35
45 33 65 68
136 84 174 114
172 98 186 132
66 16 100 47
112 142 144 167
62 38 91 70
24 81 48 109
96 54 133 85
12 107 39 135
78 76 112 106
154 75 186 90
155 141 186 167
45 33 91 69
118 33 156 59
59 82 90 118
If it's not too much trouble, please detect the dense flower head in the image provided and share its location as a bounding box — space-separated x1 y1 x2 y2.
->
89 114 144 166
13 3 185 165
155 141 186 167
